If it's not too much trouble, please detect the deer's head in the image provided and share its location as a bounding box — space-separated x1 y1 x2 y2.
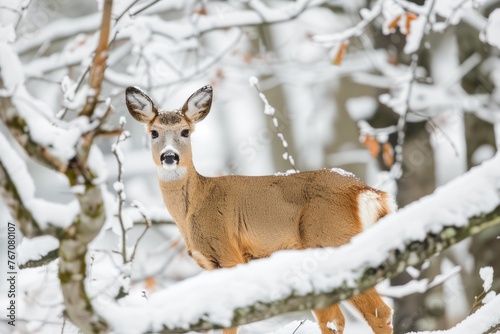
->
125 85 212 181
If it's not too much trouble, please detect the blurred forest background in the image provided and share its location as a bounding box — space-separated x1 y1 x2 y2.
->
1 0 500 333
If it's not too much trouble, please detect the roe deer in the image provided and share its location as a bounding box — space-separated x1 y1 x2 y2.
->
126 85 396 334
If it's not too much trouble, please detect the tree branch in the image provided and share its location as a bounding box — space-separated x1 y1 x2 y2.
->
19 248 59 269
0 132 68 238
80 0 113 117
0 159 44 238
0 92 68 172
99 154 500 333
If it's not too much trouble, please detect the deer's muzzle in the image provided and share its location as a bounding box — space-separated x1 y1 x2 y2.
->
161 151 180 166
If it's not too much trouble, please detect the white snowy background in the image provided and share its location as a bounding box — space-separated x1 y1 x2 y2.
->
0 0 500 333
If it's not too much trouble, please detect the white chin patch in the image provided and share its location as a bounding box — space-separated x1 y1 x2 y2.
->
162 163 178 171
157 166 186 182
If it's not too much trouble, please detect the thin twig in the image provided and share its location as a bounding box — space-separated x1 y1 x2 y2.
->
14 0 32 30
291 319 307 334
250 77 298 172
60 316 66 334
130 0 161 17
391 55 419 178
411 110 460 157
129 200 152 264
151 29 243 89
114 0 139 22
112 123 130 263
390 0 437 179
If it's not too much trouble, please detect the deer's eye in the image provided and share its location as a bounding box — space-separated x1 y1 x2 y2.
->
181 129 190 138
151 130 159 139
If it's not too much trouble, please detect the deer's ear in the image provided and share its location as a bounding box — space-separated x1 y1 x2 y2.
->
126 86 157 123
182 85 212 123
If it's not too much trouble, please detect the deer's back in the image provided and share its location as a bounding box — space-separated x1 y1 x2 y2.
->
189 169 386 266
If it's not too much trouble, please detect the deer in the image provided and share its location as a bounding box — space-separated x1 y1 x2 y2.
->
125 85 396 334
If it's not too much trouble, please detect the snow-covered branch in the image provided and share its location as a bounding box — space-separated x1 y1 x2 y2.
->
98 153 500 333
0 39 84 172
0 132 76 237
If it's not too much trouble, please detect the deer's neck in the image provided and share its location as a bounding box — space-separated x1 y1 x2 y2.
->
157 164 204 225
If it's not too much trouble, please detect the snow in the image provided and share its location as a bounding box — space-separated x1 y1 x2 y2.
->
88 145 108 185
249 76 259 86
484 9 500 49
18 235 59 266
96 152 500 332
479 266 494 292
130 200 151 224
378 265 460 299
434 0 474 27
404 15 427 54
274 169 298 177
0 35 24 89
0 24 16 43
0 132 79 230
483 291 497 304
409 293 500 334
345 96 377 121
313 0 382 46
471 144 495 165
0 39 98 163
113 181 125 193
277 133 287 147
330 167 356 178
15 13 100 53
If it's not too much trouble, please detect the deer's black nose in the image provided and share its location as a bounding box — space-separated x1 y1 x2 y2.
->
161 151 180 165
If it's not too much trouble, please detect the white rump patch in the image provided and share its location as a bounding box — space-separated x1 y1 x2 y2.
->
157 166 186 182
357 191 384 230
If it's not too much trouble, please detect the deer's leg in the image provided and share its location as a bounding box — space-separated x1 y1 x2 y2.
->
313 304 345 334
348 288 393 334
222 328 238 334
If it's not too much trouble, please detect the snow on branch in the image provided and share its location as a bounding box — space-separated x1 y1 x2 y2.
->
313 0 382 46
0 39 91 171
17 235 59 269
98 153 500 333
0 132 77 237
130 0 328 42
